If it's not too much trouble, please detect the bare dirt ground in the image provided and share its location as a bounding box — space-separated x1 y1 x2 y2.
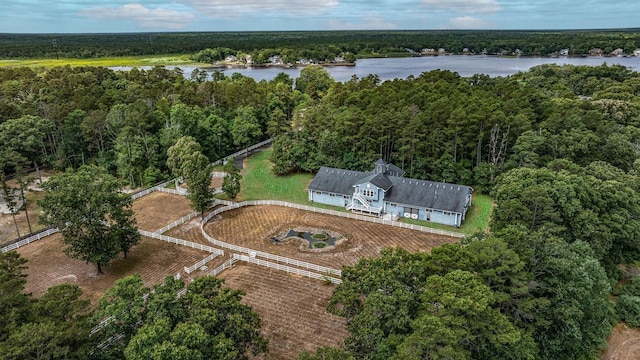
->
17 233 209 307
132 191 193 231
601 323 640 360
168 205 460 269
219 262 348 360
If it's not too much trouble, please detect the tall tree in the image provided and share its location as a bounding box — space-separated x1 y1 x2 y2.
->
222 159 242 199
167 136 214 215
39 165 140 273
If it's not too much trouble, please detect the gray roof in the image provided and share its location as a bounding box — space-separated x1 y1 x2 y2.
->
307 167 369 195
307 166 472 214
358 173 393 191
385 178 471 214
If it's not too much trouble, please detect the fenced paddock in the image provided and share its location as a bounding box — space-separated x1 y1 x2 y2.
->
139 229 223 255
184 253 220 274
233 254 342 284
154 211 199 234
205 200 464 238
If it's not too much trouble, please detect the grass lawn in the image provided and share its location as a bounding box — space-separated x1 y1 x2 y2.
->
236 148 493 235
0 55 204 68
237 149 313 204
401 194 493 235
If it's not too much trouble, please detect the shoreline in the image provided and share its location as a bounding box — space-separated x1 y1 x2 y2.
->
198 62 356 70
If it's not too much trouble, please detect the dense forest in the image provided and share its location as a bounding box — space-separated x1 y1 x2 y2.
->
2 29 640 60
2 60 640 358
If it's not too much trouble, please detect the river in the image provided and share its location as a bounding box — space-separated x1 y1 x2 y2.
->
111 55 640 82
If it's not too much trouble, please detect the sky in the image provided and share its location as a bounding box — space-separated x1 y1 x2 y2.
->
0 0 637 34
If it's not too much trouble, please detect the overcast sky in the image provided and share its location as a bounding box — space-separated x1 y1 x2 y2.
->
0 0 637 33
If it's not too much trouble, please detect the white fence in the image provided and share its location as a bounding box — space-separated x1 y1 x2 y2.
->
154 211 199 234
184 253 220 274
130 179 175 200
204 200 465 239
139 229 224 254
209 257 239 277
197 217 341 276
1 227 59 253
157 187 186 196
234 254 342 284
211 138 273 166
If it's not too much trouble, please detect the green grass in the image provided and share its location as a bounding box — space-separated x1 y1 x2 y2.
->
0 55 204 68
237 149 314 203
237 148 494 235
401 194 494 235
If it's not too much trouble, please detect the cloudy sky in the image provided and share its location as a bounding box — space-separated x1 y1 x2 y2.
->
0 0 637 33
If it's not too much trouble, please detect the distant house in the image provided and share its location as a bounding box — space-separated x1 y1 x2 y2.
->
589 48 604 56
224 55 237 62
610 48 625 57
268 55 283 65
307 159 473 227
0 189 24 215
559 48 570 56
513 48 523 56
635 49 640 57
421 48 436 55
438 48 447 55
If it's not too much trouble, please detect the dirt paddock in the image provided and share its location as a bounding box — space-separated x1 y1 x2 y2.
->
17 234 209 307
173 205 461 269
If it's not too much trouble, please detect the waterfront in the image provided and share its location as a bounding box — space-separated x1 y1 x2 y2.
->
112 55 640 82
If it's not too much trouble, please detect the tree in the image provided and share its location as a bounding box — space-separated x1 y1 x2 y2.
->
39 165 140 274
0 251 31 343
93 275 268 360
231 106 262 157
167 136 214 216
0 252 92 359
222 159 241 199
183 151 214 217
295 65 334 100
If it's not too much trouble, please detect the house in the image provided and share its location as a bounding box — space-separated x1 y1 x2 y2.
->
307 159 473 227
635 49 640 57
610 48 625 57
559 48 570 56
589 48 604 56
0 189 24 215
224 55 237 62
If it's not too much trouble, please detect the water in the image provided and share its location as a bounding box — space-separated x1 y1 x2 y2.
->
111 55 640 82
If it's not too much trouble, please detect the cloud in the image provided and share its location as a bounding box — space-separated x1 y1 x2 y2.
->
79 3 196 29
179 0 339 17
421 0 500 13
329 14 397 30
446 16 495 29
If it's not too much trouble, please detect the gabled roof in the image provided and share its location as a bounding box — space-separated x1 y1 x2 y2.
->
357 173 393 191
307 166 472 214
307 167 368 195
385 178 471 214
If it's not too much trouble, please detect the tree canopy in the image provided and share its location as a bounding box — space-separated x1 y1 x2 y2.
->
39 165 140 273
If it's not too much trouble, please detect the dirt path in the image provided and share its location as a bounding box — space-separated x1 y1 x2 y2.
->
602 323 640 360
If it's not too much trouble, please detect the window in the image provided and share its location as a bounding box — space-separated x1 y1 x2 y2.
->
362 189 374 197
443 211 451 216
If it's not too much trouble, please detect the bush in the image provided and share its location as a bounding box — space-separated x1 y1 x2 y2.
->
312 241 327 249
311 232 328 241
613 275 640 296
616 295 640 328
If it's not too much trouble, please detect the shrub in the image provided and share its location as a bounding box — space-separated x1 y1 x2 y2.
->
616 295 640 328
312 241 327 249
